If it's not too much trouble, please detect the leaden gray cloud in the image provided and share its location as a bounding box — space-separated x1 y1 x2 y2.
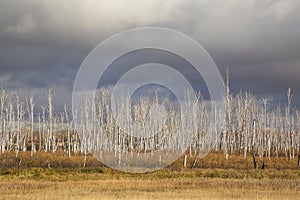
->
0 0 300 109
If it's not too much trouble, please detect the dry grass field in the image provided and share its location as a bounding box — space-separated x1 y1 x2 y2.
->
1 178 300 200
1 151 300 200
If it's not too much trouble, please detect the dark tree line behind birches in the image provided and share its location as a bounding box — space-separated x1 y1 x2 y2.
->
0 73 300 168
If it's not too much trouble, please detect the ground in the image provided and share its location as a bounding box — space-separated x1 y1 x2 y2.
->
1 177 300 200
0 151 300 199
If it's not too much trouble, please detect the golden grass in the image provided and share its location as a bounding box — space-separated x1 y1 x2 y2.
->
1 150 300 199
1 178 299 200
1 150 299 170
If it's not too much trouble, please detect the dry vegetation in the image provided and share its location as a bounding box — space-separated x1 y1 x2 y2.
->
1 76 300 199
1 151 300 199
1 150 300 171
1 177 300 200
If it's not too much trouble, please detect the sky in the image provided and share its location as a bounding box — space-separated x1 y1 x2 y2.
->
0 0 300 110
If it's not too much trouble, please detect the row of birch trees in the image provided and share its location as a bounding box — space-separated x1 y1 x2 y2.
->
0 80 299 165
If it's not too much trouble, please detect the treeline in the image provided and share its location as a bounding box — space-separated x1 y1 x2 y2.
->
0 77 299 167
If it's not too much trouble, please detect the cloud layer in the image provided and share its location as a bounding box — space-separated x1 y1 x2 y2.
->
0 0 300 108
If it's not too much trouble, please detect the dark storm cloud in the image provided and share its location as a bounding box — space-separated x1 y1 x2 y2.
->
0 0 300 107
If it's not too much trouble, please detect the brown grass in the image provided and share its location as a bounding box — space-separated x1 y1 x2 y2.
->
1 150 299 170
1 178 299 200
1 150 300 199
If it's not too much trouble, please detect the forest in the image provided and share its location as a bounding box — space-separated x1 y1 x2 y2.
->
0 73 299 171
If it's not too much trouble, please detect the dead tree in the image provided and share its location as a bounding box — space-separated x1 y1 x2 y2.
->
29 95 35 156
47 89 54 152
252 119 257 169
0 88 7 153
286 88 292 160
64 104 71 157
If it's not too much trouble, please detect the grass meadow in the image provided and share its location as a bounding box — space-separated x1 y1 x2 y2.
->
1 151 300 199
